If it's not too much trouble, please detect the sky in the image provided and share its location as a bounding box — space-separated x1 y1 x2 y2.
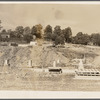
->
0 3 100 35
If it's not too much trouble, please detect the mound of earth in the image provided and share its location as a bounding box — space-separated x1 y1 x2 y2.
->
0 43 99 69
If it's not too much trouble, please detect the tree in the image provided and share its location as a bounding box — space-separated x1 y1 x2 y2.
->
72 32 90 45
0 20 3 30
55 36 60 45
52 25 65 46
24 34 33 43
97 34 100 46
1 29 6 33
23 26 31 35
82 34 90 45
51 32 57 41
23 27 33 43
7 29 16 38
31 26 37 36
91 33 100 46
63 27 72 43
53 25 61 36
44 25 52 40
15 26 24 38
52 25 61 41
31 24 43 38
35 24 43 38
74 32 83 44
55 34 65 45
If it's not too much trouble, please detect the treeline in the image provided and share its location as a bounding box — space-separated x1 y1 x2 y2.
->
0 24 43 43
72 32 100 46
44 25 100 46
1 24 100 46
44 25 72 45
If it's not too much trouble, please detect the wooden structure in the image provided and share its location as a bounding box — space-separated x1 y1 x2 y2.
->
48 67 62 74
48 61 62 74
74 58 100 79
75 69 100 76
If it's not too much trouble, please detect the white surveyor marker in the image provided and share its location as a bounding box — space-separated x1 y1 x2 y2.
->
4 60 9 66
78 59 84 70
3 59 9 73
28 60 32 67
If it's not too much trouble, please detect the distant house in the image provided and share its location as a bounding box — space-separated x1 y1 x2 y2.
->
1 32 10 38
0 31 10 42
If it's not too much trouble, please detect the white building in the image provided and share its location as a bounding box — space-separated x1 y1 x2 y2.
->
30 41 37 46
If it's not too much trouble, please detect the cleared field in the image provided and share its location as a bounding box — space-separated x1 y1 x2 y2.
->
0 68 100 91
0 43 100 91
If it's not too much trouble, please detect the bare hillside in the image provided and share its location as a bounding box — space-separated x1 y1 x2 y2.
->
0 43 99 69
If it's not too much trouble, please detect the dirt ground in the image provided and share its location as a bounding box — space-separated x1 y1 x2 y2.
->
0 67 100 91
0 43 100 90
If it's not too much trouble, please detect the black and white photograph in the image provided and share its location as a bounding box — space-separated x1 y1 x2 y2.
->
1 1 100 98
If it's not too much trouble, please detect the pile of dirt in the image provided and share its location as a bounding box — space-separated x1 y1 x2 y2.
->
40 47 69 67
0 43 99 69
0 46 31 67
